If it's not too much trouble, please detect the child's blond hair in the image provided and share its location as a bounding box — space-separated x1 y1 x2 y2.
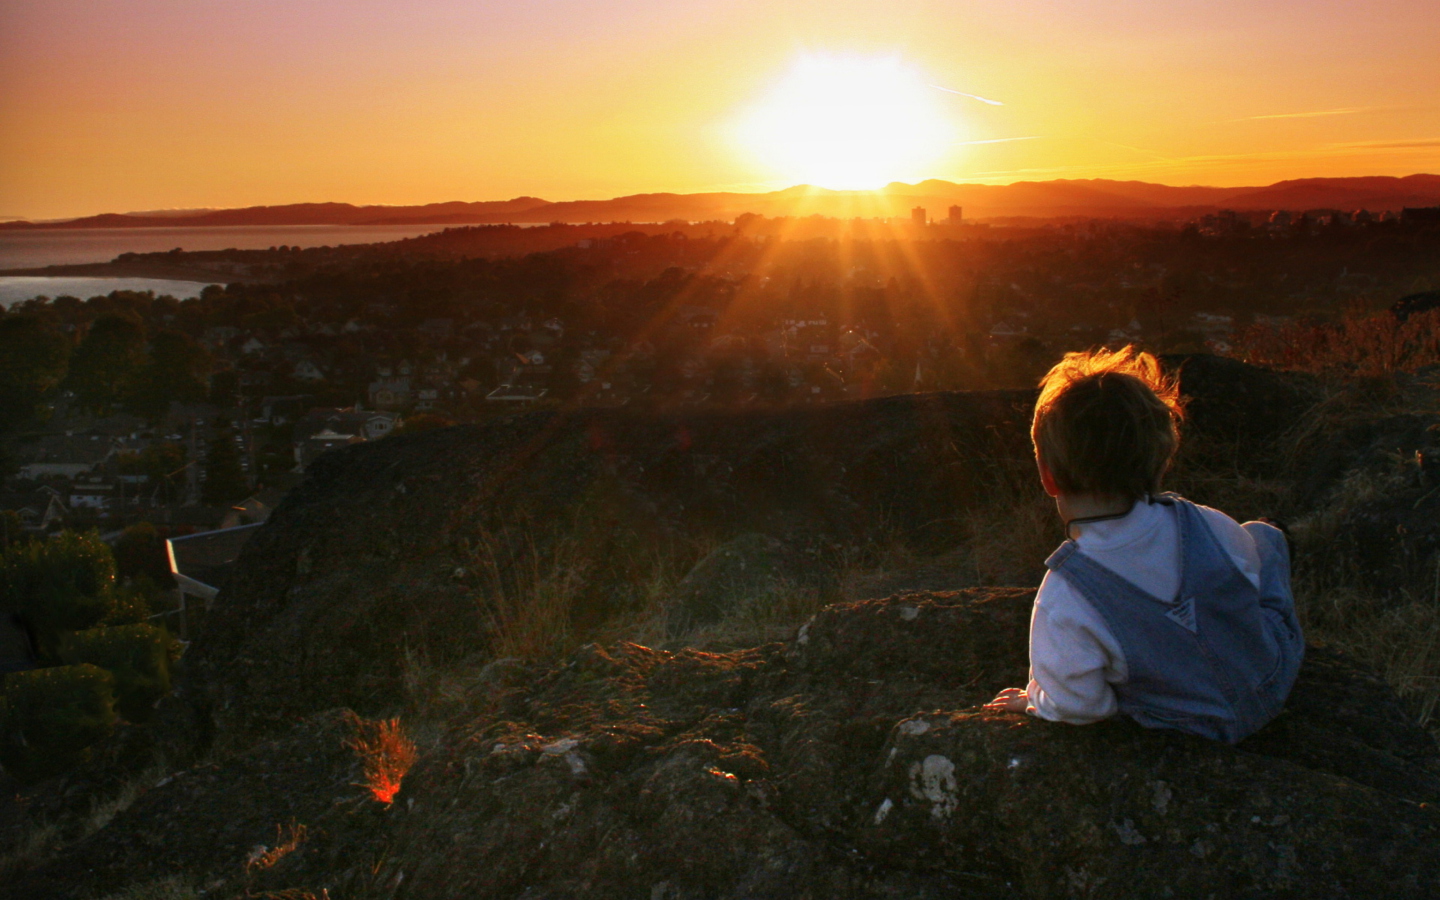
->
1031 346 1183 499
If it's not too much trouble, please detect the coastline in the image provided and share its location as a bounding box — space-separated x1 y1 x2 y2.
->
0 260 257 283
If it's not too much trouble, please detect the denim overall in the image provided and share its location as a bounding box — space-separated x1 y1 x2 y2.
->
1044 494 1304 744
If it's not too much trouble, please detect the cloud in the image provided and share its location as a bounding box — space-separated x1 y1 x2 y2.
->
1325 137 1440 150
1236 107 1371 121
930 85 1004 106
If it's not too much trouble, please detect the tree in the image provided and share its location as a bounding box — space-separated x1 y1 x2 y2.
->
0 314 69 430
209 369 239 407
63 313 145 413
112 522 173 587
130 330 210 419
201 425 249 507
117 442 188 506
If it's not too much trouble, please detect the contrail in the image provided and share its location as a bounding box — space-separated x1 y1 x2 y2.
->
931 85 1004 106
1237 107 1368 121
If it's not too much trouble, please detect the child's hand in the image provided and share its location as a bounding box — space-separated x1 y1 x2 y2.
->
984 687 1029 713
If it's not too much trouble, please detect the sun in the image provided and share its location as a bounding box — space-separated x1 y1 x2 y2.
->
734 55 958 191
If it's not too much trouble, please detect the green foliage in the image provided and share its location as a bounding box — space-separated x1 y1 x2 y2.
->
104 577 155 627
0 531 117 654
0 314 69 431
61 624 173 722
0 511 25 550
63 313 146 413
0 664 117 782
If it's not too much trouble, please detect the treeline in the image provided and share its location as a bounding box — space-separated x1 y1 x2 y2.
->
0 298 211 432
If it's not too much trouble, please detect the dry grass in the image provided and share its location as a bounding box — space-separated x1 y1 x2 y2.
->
245 821 308 874
0 820 61 882
343 715 417 805
1238 307 1440 377
928 448 1063 588
464 528 600 662
0 763 165 882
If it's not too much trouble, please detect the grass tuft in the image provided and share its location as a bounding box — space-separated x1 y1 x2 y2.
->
343 714 417 804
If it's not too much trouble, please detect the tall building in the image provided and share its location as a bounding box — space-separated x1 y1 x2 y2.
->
948 205 963 225
911 206 927 226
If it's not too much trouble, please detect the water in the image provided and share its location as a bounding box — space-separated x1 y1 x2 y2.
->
0 277 219 308
0 223 451 308
0 223 449 270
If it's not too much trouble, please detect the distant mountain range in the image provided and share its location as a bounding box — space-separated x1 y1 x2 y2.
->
7 175 1439 230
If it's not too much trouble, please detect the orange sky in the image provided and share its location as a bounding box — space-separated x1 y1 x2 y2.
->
2 0 1438 219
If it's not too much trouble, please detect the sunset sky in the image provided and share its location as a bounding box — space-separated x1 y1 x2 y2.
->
2 0 1438 219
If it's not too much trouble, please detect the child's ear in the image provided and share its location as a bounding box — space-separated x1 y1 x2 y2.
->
1036 456 1061 498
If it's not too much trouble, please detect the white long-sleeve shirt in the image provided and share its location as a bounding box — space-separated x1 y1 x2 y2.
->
1026 498 1264 724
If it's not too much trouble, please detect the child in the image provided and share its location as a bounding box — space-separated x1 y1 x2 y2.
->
983 347 1303 744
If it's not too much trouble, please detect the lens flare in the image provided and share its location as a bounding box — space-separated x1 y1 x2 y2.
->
734 55 959 190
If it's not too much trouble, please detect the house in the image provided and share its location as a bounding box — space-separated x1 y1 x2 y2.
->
485 384 549 403
15 434 119 480
0 487 66 533
368 375 412 409
413 384 441 411
68 483 114 510
988 321 1027 340
295 428 363 470
292 408 398 469
295 408 397 442
293 359 325 382
219 487 286 529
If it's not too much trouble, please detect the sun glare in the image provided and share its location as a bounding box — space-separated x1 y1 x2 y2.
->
735 55 958 191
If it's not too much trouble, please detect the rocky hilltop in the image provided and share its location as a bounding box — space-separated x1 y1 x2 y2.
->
10 589 1440 899
6 355 1440 899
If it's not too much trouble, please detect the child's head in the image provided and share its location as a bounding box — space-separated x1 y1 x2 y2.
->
1031 346 1183 500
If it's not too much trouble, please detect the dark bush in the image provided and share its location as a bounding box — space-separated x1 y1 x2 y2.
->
112 522 174 587
61 624 174 722
0 532 117 656
0 663 117 782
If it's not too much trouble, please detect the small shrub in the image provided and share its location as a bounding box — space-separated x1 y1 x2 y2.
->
0 663 116 782
344 714 416 804
61 623 174 722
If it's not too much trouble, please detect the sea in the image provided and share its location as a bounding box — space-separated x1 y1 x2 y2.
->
0 223 448 308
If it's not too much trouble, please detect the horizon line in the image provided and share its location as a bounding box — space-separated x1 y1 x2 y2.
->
8 171 1439 224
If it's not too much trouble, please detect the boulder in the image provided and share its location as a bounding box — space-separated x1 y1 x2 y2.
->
665 532 833 634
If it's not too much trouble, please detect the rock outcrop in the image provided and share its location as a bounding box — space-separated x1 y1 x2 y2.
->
179 356 1320 750
11 589 1439 899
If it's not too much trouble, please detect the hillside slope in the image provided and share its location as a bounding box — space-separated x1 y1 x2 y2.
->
6 356 1440 899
